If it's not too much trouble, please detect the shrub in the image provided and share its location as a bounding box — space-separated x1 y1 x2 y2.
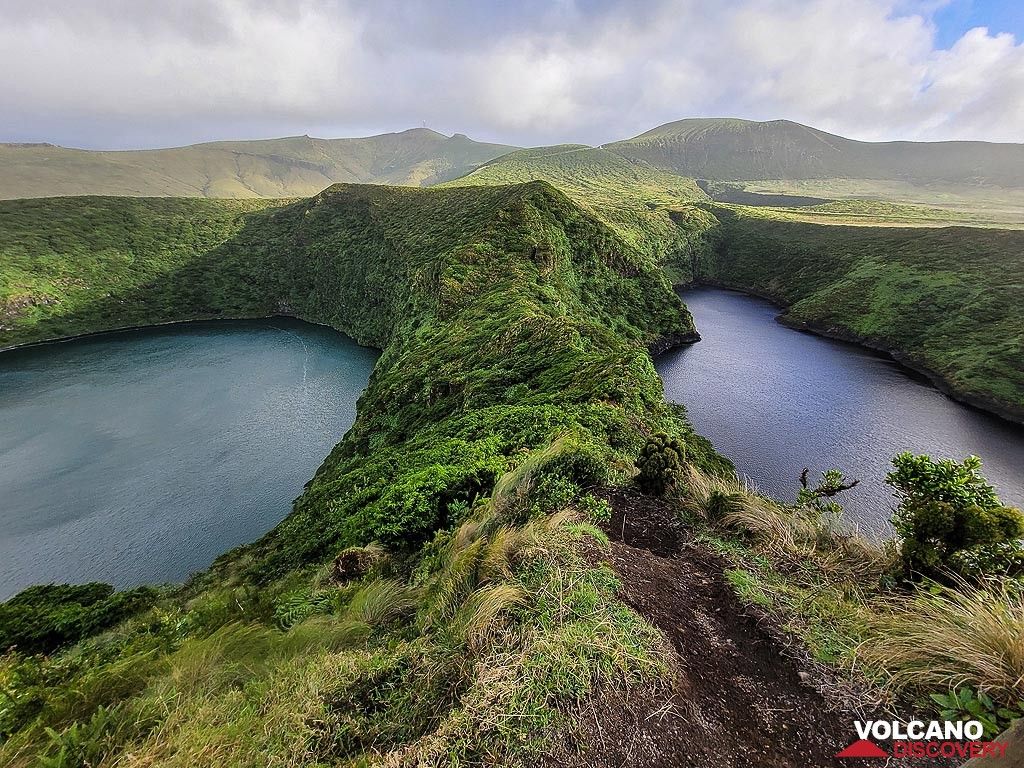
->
930 687 1024 739
0 583 159 655
635 433 685 496
887 453 1024 579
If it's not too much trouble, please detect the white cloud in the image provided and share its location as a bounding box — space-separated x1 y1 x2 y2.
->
0 0 1021 148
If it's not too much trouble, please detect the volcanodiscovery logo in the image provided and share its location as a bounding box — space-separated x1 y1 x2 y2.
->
836 719 1011 761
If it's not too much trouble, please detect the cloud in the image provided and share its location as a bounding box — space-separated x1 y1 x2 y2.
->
0 0 1021 148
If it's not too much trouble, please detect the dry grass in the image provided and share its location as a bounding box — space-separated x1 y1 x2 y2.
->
859 578 1024 701
683 464 891 581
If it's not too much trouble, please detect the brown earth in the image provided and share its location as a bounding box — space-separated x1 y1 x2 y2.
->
552 486 951 768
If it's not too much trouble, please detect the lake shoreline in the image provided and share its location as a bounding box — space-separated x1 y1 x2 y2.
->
0 313 382 357
656 287 1024 531
0 319 377 598
679 279 1024 428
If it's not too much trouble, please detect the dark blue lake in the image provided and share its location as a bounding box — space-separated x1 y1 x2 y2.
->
0 319 377 599
658 288 1024 534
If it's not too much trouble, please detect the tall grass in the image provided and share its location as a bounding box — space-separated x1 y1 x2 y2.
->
859 579 1024 701
684 463 890 581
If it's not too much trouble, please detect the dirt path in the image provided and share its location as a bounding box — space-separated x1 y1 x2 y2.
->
580 488 871 767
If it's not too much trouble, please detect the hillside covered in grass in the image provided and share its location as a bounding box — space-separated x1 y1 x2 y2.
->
606 117 1024 188
0 182 751 766
695 204 1024 423
442 144 709 281
0 128 517 200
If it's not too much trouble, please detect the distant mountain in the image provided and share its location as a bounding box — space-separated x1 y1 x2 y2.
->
605 118 1024 187
0 128 518 199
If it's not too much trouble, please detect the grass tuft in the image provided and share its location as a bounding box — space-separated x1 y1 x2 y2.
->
859 578 1024 701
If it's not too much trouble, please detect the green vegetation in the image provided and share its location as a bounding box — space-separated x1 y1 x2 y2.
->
0 182 728 765
0 196 286 344
678 452 1024 725
930 687 1023 739
606 116 1024 189
696 204 1024 423
0 128 517 199
888 453 1024 580
635 432 685 496
712 197 1023 228
0 584 159 656
2 138 1023 760
723 178 1024 226
441 144 708 278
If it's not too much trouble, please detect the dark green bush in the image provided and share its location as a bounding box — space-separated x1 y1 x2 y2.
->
887 453 1024 580
0 583 159 655
635 433 685 496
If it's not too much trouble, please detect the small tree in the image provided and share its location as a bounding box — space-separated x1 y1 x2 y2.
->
887 453 1024 580
635 433 685 496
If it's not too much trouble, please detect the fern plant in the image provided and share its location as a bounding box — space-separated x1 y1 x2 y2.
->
273 590 333 630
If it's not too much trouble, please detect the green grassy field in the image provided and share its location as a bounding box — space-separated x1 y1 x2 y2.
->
731 179 1024 226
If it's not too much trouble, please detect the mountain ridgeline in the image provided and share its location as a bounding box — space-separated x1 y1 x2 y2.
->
606 118 1024 186
0 128 517 200
5 117 1024 203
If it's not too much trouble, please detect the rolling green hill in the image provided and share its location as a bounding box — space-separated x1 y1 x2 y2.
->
442 144 709 277
0 129 517 200
606 117 1024 188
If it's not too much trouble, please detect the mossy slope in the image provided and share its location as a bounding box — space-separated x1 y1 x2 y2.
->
441 144 709 280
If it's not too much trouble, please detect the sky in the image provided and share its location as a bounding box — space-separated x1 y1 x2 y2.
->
0 0 1022 149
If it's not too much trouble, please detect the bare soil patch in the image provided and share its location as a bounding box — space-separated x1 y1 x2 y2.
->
553 486 948 767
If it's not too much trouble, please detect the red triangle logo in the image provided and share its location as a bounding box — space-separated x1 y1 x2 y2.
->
836 739 889 758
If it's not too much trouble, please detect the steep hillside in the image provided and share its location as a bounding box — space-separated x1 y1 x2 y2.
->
0 129 517 199
442 144 709 278
697 204 1024 422
607 117 1024 188
0 184 731 766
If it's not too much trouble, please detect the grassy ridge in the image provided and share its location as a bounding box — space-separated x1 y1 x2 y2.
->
441 145 709 281
698 205 1024 423
0 129 517 200
0 197 288 344
0 183 718 567
0 183 734 765
606 117 1024 187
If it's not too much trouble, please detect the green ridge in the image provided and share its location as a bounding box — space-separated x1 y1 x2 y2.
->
606 117 1024 188
0 182 732 766
0 128 518 200
441 143 709 281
